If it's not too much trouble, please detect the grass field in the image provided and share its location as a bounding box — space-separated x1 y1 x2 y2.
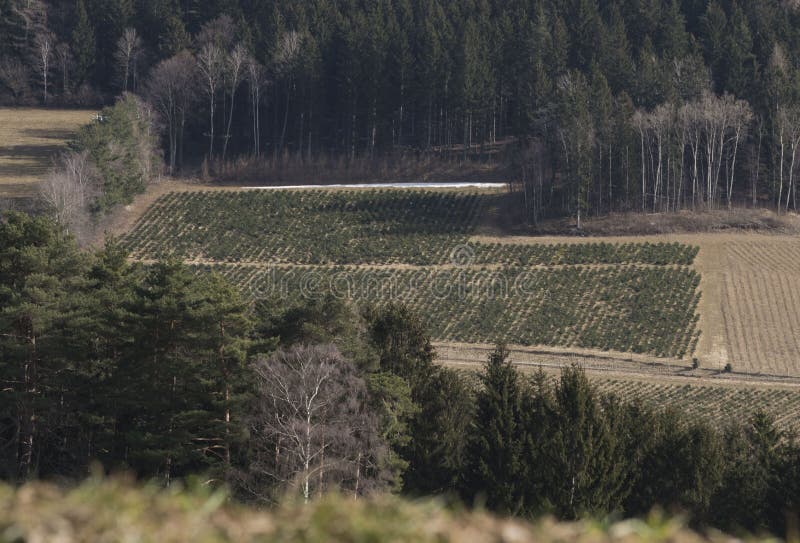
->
0 108 95 197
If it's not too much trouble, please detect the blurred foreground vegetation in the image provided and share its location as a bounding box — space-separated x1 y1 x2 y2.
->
0 478 770 543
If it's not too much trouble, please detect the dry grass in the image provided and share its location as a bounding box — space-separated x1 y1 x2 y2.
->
511 208 800 237
0 108 95 197
715 237 800 376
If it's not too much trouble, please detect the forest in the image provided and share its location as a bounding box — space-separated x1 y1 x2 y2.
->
4 0 800 538
3 0 800 222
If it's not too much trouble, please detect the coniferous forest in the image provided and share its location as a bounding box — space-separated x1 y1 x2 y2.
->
3 1 800 220
4 1 800 539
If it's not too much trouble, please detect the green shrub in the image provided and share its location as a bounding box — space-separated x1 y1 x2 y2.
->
75 93 161 212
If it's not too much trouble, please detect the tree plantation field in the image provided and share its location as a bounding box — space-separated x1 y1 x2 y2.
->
122 188 702 361
0 108 95 197
196 263 700 359
595 378 800 433
123 189 698 265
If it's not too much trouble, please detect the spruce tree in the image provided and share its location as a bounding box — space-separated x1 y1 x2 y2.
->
71 0 95 84
403 367 474 495
464 344 526 514
543 365 627 519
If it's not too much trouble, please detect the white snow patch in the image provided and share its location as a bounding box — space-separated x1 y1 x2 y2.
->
239 182 506 190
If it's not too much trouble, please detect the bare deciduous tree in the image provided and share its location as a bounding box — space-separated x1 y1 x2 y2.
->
246 56 267 157
196 14 235 51
636 92 751 212
146 52 196 174
777 105 800 212
39 150 96 230
221 43 246 162
197 43 223 161
35 31 52 103
195 15 236 162
246 344 387 504
114 28 143 93
55 42 72 94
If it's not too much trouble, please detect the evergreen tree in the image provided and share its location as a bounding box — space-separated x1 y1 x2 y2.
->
464 344 526 514
723 1 756 98
114 260 220 483
368 303 435 388
599 4 634 93
657 0 689 61
194 272 252 469
520 369 556 514
403 366 474 496
711 412 783 532
71 0 95 84
700 1 728 93
0 212 89 481
542 365 627 519
366 371 417 491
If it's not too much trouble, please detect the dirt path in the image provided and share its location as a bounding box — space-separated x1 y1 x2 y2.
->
433 341 800 388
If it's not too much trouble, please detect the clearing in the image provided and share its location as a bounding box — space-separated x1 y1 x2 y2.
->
0 108 95 198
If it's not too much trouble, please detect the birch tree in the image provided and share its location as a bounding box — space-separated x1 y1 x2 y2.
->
55 42 72 94
221 44 246 163
197 43 223 161
274 30 303 154
39 151 95 230
246 56 266 157
777 105 800 211
249 344 386 503
35 31 52 103
114 28 143 92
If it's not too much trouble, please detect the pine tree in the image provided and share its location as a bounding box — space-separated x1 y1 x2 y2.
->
565 0 601 72
368 303 435 392
0 212 89 481
711 411 783 532
520 369 556 514
657 0 689 61
194 272 252 469
115 260 220 484
598 4 634 93
700 1 728 93
366 371 417 492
